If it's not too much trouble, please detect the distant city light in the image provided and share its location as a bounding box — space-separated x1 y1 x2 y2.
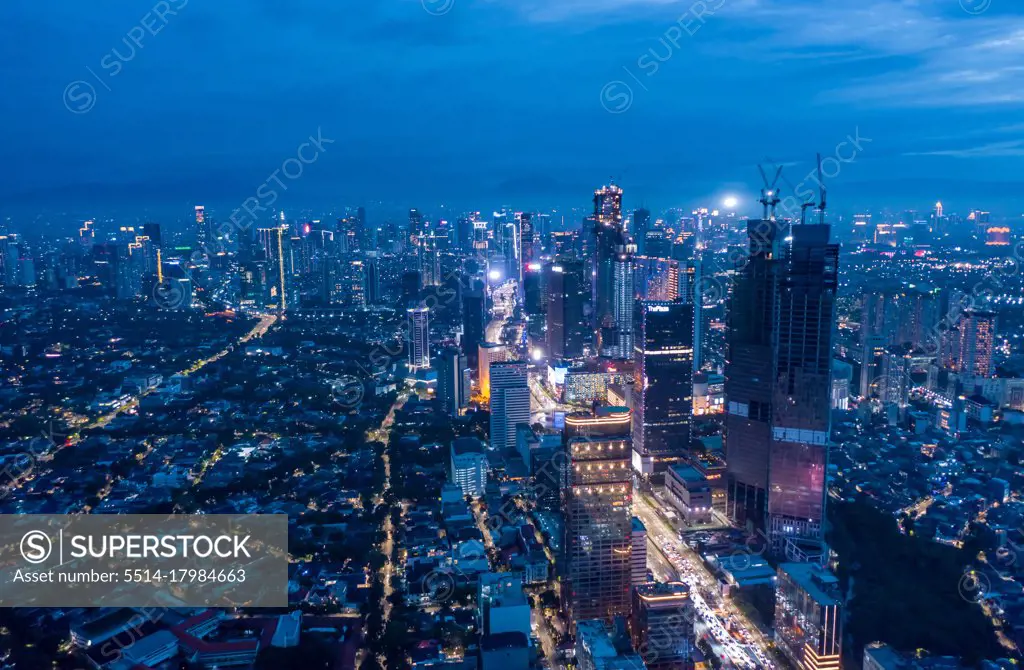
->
488 269 501 281
531 348 543 361
723 196 738 209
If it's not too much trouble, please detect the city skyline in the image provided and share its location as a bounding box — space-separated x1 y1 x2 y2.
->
3 2 1024 668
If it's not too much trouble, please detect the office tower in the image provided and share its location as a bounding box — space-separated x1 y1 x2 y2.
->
611 241 636 359
518 212 535 267
408 305 430 369
634 256 679 302
463 289 486 368
632 300 694 477
450 436 489 496
409 208 423 247
594 183 623 228
726 221 838 554
775 563 842 670
194 205 210 248
592 183 626 344
631 582 695 670
478 342 507 400
364 253 381 305
438 347 469 417
523 262 544 316
490 361 530 451
633 208 651 254
677 258 703 372
958 309 996 378
630 517 647 586
644 229 670 259
79 220 96 248
563 408 633 624
547 260 590 360
142 223 162 248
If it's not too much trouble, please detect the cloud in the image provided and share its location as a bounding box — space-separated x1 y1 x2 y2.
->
905 140 1024 158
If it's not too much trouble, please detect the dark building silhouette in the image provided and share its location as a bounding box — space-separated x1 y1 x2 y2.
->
725 221 838 554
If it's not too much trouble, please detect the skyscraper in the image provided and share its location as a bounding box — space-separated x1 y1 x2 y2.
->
478 342 508 401
592 183 626 345
408 305 430 369
518 212 535 268
463 289 486 368
958 309 996 378
409 208 423 247
490 361 530 451
547 260 591 360
632 208 651 254
725 221 838 553
611 241 636 360
194 205 210 248
563 408 633 625
437 347 470 417
632 300 694 477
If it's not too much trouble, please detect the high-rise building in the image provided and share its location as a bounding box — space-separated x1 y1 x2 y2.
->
518 212 535 268
632 208 651 254
958 309 996 378
726 221 838 553
775 563 842 670
563 408 633 624
451 436 489 497
463 289 486 368
437 347 470 416
490 361 530 451
594 183 623 228
630 581 695 670
364 253 381 305
630 517 647 587
194 205 210 248
547 260 590 360
478 342 508 400
79 220 96 248
592 184 626 346
632 300 694 477
409 208 424 247
408 305 430 369
142 223 162 248
611 242 636 359
881 346 913 422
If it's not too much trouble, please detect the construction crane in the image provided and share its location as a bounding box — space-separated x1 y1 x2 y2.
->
816 152 827 225
799 194 815 225
757 164 783 220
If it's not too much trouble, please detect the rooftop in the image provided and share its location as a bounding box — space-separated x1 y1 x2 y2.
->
779 562 841 606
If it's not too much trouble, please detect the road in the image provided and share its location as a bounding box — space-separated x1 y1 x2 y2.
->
634 494 776 670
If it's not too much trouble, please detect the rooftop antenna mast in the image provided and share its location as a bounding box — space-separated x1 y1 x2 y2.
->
757 164 783 220
816 152 827 225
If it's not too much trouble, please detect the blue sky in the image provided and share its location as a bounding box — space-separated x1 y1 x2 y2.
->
2 0 1024 225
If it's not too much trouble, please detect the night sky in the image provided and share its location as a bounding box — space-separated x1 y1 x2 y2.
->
3 0 1024 224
